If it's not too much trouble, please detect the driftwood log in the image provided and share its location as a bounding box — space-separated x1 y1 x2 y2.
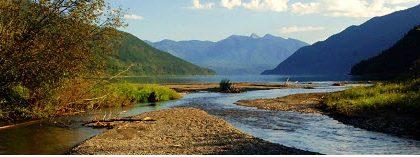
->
82 117 155 128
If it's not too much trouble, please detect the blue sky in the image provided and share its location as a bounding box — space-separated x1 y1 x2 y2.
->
109 0 420 44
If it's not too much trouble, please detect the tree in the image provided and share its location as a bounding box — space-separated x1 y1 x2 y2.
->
0 0 125 119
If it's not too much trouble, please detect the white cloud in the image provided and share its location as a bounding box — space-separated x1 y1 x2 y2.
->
291 2 321 15
242 0 289 12
290 0 420 18
192 0 214 9
385 0 420 4
195 0 420 18
124 14 144 20
220 0 242 9
280 26 325 33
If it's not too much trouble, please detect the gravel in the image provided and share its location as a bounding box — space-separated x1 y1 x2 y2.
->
71 107 317 155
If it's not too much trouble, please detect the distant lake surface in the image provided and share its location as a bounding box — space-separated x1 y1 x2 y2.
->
113 74 373 84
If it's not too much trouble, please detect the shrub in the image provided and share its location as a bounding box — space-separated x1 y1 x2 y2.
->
219 79 242 93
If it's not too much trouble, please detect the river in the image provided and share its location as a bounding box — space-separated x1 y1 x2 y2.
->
0 82 419 154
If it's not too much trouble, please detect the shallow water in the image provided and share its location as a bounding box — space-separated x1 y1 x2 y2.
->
0 85 419 154
166 87 420 154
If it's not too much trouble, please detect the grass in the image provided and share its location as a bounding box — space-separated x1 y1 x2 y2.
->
95 83 182 106
0 80 181 123
324 78 420 116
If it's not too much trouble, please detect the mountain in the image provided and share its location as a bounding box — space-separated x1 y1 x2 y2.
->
148 34 308 74
263 5 420 75
107 32 215 75
145 39 215 64
351 26 420 77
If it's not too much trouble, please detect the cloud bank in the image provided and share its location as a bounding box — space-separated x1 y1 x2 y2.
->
190 0 420 17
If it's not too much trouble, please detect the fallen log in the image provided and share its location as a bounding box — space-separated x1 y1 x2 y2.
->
82 117 155 126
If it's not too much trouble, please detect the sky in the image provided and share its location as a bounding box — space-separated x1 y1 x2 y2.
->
109 0 420 44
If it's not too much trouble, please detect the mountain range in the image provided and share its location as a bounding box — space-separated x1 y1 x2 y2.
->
107 31 215 76
147 34 308 74
263 4 420 75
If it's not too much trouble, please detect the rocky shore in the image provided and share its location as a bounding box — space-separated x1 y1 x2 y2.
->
71 108 317 155
235 92 420 140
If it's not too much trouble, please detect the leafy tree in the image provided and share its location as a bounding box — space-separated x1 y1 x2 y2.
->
0 0 125 119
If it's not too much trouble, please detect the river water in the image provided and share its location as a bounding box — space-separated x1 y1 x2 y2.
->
0 83 419 154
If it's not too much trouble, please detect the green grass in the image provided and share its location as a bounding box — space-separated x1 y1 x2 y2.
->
96 83 181 106
0 82 181 123
324 78 420 116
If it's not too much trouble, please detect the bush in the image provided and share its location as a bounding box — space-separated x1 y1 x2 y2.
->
219 79 242 93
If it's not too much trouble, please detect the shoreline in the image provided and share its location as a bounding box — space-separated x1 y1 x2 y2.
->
162 82 313 93
235 92 420 140
71 107 318 155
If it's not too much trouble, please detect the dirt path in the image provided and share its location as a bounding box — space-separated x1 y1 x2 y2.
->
71 108 317 155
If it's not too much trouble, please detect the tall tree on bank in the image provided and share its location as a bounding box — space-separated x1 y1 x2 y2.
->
0 0 125 119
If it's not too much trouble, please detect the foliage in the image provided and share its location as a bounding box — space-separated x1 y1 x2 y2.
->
324 78 420 116
0 78 182 122
219 79 241 93
351 26 420 77
219 79 233 91
0 0 125 122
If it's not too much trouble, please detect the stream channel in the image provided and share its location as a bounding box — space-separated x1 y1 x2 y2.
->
0 83 419 154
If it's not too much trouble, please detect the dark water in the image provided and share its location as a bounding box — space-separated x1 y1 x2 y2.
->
0 84 419 154
112 74 373 84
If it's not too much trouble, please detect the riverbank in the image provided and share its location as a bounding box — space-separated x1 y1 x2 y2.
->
235 91 420 140
162 82 309 93
71 107 317 155
0 83 181 127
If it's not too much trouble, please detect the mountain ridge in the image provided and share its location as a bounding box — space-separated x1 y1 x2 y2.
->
262 4 420 75
351 26 420 77
148 34 308 74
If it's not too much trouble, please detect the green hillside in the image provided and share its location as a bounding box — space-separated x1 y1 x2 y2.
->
351 26 420 77
107 32 215 75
